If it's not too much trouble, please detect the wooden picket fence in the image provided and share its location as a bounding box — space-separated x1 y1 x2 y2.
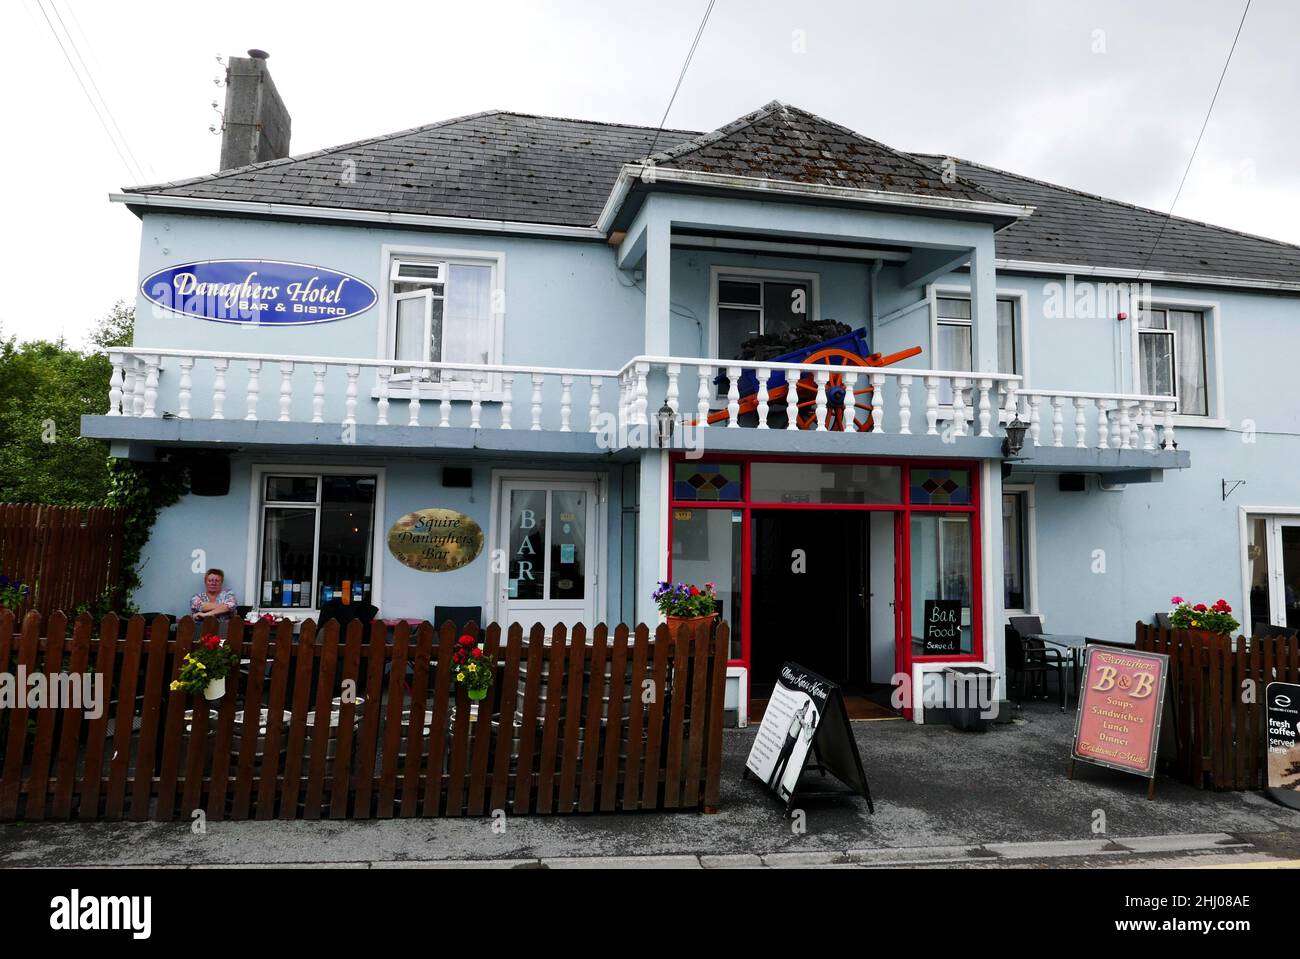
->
0 505 125 617
0 610 727 821
1136 622 1300 790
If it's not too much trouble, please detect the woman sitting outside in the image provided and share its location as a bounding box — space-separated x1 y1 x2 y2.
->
191 568 237 627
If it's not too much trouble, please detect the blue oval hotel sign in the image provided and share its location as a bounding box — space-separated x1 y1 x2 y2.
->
141 259 377 325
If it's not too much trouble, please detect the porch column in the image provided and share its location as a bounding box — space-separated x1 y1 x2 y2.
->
643 217 672 356
636 450 670 625
980 460 1007 708
969 235 999 374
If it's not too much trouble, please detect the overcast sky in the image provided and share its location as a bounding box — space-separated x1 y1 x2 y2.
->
2 0 1294 346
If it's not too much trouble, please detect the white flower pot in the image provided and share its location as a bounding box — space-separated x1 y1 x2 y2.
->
203 676 226 701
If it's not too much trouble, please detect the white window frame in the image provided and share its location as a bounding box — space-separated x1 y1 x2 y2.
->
1131 296 1225 428
245 464 387 619
377 244 506 400
928 283 1029 383
485 469 608 625
1238 506 1300 636
1001 483 1038 617
708 265 821 360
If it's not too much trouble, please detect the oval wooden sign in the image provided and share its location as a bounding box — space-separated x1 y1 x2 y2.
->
387 508 484 572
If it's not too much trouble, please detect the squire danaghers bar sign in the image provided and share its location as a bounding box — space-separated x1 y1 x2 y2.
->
141 259 377 325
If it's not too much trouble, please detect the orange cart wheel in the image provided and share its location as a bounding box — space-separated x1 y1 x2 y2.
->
791 348 874 431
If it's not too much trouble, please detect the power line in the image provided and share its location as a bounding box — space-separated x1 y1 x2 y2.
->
646 0 718 158
1137 0 1251 279
58 0 155 180
33 0 146 183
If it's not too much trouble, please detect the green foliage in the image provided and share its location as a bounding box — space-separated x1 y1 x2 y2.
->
652 580 719 618
1169 597 1240 637
106 456 190 611
170 639 238 695
0 301 134 507
451 635 495 696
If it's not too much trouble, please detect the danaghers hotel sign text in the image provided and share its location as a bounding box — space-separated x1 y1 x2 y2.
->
142 259 377 325
388 509 484 573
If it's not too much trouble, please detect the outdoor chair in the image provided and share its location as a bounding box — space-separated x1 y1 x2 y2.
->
433 605 483 634
1154 612 1172 629
1004 622 1067 711
319 599 378 631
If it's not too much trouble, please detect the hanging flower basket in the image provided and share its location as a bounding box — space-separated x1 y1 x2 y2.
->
453 634 495 701
171 634 238 698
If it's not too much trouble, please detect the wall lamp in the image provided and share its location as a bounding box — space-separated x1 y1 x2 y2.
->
656 400 676 449
1002 416 1029 458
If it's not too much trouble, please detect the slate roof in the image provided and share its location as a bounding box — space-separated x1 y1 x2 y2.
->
911 154 1300 284
647 101 1006 205
126 111 701 228
125 103 1300 287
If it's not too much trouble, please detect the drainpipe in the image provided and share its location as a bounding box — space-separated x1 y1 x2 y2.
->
868 260 883 348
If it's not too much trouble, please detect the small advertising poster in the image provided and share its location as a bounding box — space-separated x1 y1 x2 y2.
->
1266 682 1300 811
745 662 872 813
1070 644 1169 797
922 599 962 654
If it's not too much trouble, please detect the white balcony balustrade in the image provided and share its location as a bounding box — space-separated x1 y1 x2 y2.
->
104 348 1179 455
107 349 615 434
616 356 1022 439
1015 389 1177 452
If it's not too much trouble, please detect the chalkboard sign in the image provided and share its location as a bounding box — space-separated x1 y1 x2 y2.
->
744 662 873 814
923 599 962 654
1266 682 1300 811
1070 644 1169 799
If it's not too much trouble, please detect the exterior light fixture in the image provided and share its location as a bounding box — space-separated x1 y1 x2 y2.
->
656 400 676 449
1002 416 1029 458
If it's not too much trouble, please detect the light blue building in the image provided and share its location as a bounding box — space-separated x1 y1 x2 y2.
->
84 54 1300 723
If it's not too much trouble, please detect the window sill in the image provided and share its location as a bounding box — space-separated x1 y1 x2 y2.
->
1169 415 1227 430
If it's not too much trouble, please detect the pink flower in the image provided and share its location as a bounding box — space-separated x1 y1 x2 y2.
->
1171 596 1184 605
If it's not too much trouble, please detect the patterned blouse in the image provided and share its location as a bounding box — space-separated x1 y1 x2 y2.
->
190 588 238 621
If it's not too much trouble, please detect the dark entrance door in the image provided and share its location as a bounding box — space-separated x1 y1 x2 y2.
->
751 510 868 698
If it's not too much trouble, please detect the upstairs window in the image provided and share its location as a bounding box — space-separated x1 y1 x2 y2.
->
1138 307 1208 416
386 254 498 384
935 296 1017 375
715 272 816 359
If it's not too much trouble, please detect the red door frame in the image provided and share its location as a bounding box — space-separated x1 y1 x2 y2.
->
666 453 984 719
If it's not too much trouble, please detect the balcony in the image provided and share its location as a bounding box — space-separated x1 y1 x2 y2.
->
82 348 1188 476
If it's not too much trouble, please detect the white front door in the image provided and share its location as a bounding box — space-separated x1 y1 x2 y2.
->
1246 515 1300 633
1267 519 1300 631
496 478 599 631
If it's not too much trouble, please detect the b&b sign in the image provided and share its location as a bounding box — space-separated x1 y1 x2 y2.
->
1070 644 1169 799
142 259 378 326
923 599 961 654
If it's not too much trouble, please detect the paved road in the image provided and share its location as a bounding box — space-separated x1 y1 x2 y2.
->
2 705 1297 867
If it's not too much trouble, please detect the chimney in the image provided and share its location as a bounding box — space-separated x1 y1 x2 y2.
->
218 49 291 171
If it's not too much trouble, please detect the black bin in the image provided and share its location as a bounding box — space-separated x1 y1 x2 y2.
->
942 665 996 732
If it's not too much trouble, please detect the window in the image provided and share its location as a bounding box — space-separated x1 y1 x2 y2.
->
1138 307 1208 416
671 507 743 659
256 472 378 610
935 296 1017 375
715 272 815 359
1002 490 1031 612
386 252 498 385
910 512 974 655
